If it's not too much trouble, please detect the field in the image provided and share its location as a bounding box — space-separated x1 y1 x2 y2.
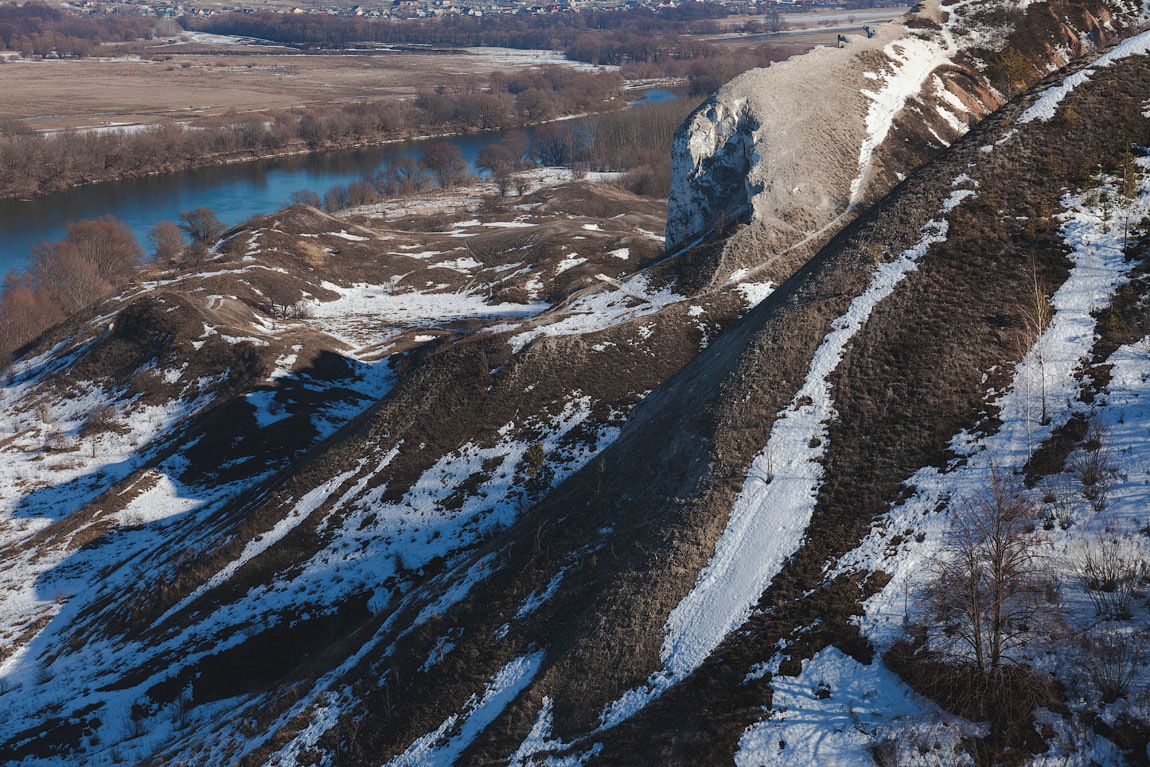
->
0 7 909 134
0 36 605 132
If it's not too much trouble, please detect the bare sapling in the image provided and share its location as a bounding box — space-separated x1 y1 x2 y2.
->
921 468 1051 675
1019 257 1053 424
1010 326 1037 462
1116 148 1141 255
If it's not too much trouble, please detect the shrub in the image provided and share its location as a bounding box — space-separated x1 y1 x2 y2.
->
1067 421 1117 513
1073 534 1147 620
1081 627 1143 703
1041 472 1077 530
80 404 119 436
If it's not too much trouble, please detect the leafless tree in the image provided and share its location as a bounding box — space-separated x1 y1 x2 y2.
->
178 207 225 245
147 221 185 262
921 469 1050 675
478 140 521 197
1018 259 1053 424
290 189 322 208
421 141 468 189
345 178 377 208
323 183 349 213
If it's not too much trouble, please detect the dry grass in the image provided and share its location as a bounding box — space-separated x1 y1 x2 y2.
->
0 41 583 131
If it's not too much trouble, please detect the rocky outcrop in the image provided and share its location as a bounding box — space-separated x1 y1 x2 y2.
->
666 0 1146 256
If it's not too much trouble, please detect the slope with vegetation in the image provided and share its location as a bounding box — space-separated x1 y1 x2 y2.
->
1 3 1149 767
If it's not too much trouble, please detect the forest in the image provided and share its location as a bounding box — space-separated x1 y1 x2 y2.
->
184 5 729 50
0 1 159 57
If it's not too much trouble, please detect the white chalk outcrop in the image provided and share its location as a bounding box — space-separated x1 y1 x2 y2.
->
665 0 1140 253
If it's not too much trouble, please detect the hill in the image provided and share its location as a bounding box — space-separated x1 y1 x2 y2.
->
1 6 1150 767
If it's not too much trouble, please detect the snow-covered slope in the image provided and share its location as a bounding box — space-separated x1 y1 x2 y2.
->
4 28 1150 767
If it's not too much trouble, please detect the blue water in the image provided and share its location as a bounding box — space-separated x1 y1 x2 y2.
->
0 88 678 277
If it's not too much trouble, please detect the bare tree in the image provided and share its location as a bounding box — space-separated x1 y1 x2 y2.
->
290 189 322 208
478 141 519 197
323 183 349 213
147 221 185 262
345 178 377 208
29 240 112 313
921 469 1049 675
178 207 225 245
421 142 468 189
1018 259 1053 424
63 217 143 284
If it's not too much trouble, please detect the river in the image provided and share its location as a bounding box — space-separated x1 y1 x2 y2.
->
0 88 678 276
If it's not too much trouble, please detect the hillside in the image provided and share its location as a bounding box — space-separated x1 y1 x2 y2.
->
666 0 1146 282
2 6 1150 767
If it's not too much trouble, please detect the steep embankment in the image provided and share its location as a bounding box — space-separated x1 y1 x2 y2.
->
2 20 1150 767
0 173 775 766
665 0 1146 280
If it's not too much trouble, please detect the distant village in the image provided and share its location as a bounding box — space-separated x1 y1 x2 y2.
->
64 0 899 22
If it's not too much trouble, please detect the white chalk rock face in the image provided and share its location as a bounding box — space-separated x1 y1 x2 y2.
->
665 26 902 252
666 97 760 252
664 0 1139 252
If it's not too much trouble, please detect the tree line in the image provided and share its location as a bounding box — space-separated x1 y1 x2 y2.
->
0 207 232 363
308 96 699 214
183 5 728 50
0 1 158 58
0 66 624 199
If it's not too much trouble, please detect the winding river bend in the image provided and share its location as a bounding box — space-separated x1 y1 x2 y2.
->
0 88 678 276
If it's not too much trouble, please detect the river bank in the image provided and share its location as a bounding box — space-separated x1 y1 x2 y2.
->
1 94 652 202
0 88 684 275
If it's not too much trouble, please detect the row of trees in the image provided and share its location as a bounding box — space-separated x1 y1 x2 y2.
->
306 138 533 212
0 67 624 199
184 5 729 50
306 96 698 213
0 209 221 362
0 1 159 58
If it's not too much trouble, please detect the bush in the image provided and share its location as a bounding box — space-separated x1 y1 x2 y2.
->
1073 534 1147 620
1067 420 1117 513
1081 627 1143 703
80 404 119 436
1041 472 1077 530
